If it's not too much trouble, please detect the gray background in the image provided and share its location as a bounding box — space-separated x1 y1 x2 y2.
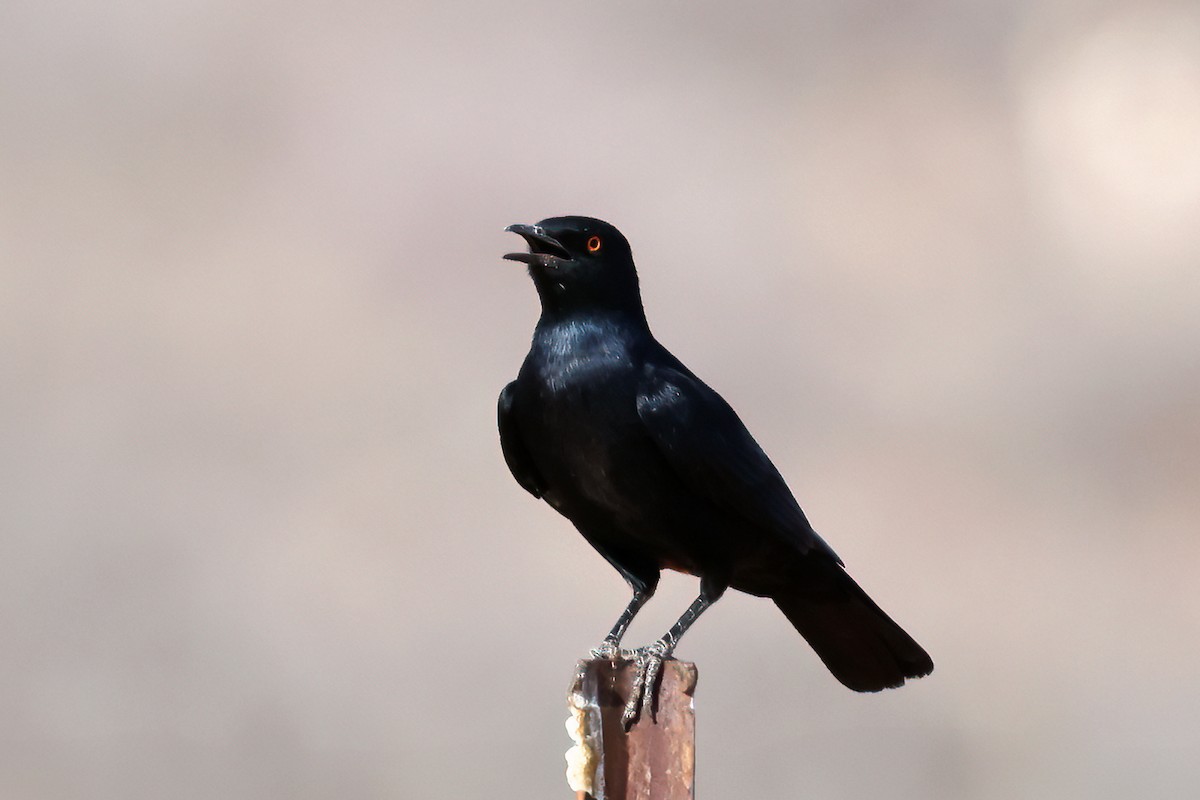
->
4 0 1199 797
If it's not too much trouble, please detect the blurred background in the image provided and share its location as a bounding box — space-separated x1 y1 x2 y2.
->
3 0 1199 797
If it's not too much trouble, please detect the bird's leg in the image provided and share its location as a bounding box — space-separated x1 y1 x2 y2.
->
623 592 715 729
591 587 653 660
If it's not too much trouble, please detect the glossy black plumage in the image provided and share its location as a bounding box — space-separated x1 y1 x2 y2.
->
498 216 932 699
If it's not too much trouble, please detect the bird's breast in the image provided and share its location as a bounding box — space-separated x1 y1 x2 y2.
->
518 327 649 514
531 319 638 393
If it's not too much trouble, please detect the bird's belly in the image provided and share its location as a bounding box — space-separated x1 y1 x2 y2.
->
517 365 726 573
534 412 709 563
536 405 648 512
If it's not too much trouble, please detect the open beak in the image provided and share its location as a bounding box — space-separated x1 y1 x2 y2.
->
503 223 571 267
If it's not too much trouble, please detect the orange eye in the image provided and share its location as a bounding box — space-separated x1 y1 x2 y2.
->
587 235 602 253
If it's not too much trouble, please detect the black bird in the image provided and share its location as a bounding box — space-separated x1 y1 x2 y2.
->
499 216 932 725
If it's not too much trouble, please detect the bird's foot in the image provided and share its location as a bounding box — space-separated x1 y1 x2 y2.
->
621 640 672 730
589 637 637 661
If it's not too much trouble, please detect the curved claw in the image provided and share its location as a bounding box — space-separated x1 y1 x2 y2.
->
621 641 670 729
590 638 637 661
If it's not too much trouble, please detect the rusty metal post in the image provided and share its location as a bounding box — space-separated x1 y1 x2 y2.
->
566 659 698 800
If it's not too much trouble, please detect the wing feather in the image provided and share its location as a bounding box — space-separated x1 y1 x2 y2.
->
635 365 839 562
498 381 545 499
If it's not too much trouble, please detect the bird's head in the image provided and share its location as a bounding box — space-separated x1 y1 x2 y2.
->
504 216 644 319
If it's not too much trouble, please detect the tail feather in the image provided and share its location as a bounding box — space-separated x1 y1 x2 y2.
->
772 564 933 692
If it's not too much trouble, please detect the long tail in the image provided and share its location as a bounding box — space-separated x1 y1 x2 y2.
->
772 561 933 692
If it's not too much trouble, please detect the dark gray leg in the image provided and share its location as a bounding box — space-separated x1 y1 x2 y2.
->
623 592 717 728
591 587 654 659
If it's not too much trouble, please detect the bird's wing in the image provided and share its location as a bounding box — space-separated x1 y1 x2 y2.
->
498 381 545 499
636 365 840 562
